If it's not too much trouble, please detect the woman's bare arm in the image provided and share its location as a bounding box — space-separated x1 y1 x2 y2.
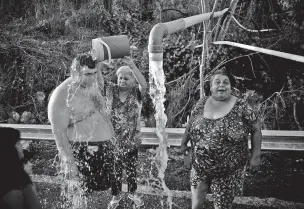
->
122 57 148 94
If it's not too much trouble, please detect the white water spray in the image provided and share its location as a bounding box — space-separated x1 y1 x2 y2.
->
57 74 88 209
56 61 104 209
149 53 173 208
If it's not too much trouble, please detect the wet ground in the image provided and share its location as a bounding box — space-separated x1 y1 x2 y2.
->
36 181 297 209
26 141 304 208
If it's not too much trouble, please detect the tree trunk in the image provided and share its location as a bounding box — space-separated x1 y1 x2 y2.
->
104 0 113 14
244 0 257 28
139 0 153 21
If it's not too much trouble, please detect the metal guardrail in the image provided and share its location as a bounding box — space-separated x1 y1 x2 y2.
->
1 124 304 151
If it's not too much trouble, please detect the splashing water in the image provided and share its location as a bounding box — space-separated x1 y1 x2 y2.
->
149 53 173 209
55 74 88 209
53 54 174 208
51 153 87 209
59 178 88 209
55 62 105 209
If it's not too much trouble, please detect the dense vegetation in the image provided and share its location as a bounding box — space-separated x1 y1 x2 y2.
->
0 0 304 129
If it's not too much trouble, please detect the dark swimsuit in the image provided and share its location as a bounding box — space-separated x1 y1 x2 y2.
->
67 110 115 193
71 141 115 193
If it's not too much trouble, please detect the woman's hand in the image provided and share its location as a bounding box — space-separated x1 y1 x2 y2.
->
181 126 191 155
180 142 188 155
249 155 261 171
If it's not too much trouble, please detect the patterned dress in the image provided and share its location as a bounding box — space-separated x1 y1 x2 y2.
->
103 81 142 194
187 96 258 209
104 81 142 153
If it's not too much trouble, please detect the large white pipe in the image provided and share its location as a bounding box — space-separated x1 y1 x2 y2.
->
183 8 228 28
148 8 229 61
213 41 304 63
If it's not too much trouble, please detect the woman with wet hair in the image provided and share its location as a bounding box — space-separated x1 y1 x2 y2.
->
0 127 42 209
181 68 262 209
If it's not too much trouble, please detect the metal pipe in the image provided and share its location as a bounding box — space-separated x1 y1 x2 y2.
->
148 8 229 61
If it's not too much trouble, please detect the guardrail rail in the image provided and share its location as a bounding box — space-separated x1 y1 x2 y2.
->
1 124 304 151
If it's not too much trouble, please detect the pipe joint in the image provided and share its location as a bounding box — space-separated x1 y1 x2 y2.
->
149 52 163 62
148 23 167 53
148 44 163 54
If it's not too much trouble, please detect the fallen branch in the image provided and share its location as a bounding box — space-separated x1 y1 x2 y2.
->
247 55 256 78
231 15 277 33
165 64 199 85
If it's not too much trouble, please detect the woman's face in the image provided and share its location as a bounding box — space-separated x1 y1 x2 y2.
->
210 74 231 100
15 141 24 159
117 71 134 90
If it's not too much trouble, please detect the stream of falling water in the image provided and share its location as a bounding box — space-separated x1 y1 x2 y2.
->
149 54 173 209
59 72 88 209
55 59 104 208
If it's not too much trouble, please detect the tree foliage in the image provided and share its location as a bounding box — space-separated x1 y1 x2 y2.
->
0 0 304 129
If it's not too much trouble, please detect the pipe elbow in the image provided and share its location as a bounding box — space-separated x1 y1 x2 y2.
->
148 23 167 53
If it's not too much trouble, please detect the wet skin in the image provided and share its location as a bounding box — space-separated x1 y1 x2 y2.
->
48 61 115 179
49 64 114 143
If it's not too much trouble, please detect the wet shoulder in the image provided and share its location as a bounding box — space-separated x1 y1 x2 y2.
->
48 78 71 107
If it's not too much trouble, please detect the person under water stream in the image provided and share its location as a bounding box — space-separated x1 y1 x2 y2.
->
48 53 116 198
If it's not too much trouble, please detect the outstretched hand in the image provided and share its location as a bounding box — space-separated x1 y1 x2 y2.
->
180 143 189 155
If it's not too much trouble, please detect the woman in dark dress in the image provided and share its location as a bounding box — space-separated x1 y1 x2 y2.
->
181 69 262 209
0 127 42 209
